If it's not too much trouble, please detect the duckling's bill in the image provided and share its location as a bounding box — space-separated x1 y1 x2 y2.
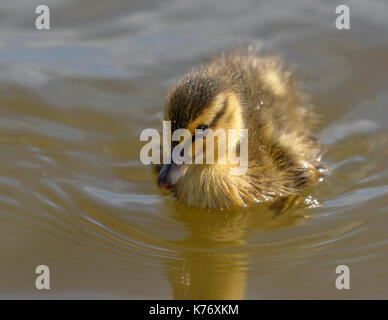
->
158 162 188 190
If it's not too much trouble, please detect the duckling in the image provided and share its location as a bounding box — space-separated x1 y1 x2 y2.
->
156 47 324 210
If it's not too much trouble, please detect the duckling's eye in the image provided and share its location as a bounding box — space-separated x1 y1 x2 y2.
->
196 124 209 131
193 125 209 140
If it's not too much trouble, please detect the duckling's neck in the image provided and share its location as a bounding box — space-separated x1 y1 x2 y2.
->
172 164 253 209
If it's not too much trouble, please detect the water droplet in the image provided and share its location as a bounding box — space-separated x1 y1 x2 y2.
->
304 195 320 208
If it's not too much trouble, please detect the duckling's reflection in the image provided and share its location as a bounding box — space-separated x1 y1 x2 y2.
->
165 197 306 299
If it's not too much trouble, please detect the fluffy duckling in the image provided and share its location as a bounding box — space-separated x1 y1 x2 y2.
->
156 47 324 210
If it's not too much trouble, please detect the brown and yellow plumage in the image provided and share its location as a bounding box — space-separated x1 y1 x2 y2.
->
156 47 324 210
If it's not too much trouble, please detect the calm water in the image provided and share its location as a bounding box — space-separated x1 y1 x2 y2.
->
0 0 387 299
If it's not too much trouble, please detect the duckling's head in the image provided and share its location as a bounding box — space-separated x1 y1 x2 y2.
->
158 74 245 190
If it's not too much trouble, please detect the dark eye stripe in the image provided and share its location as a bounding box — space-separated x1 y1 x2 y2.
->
209 99 228 127
196 125 209 131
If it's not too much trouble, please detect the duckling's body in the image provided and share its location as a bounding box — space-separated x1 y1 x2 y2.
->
157 47 324 209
